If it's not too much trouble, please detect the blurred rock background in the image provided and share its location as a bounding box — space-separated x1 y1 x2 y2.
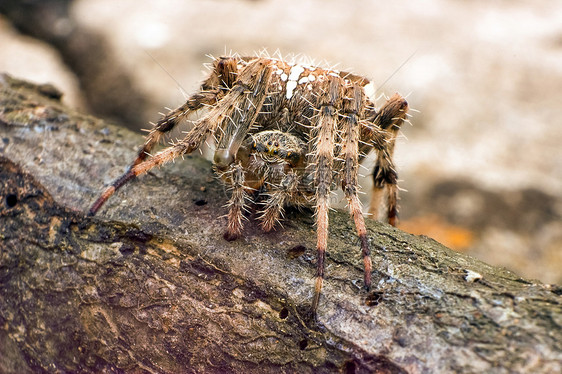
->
1 0 560 284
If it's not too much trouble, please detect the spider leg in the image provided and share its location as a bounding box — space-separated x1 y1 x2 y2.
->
368 94 408 226
341 84 372 290
219 61 274 239
131 90 218 168
258 170 299 232
224 163 248 241
311 76 343 316
214 61 274 171
129 56 243 169
89 58 274 215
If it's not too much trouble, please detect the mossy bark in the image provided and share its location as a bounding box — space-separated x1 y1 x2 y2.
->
1 74 561 373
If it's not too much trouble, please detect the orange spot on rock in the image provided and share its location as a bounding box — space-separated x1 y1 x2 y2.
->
399 215 475 251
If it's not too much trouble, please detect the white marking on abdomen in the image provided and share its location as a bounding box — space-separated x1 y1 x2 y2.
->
364 82 376 98
286 81 298 99
288 65 305 81
285 65 306 99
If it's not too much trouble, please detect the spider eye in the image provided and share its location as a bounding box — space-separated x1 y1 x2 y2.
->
267 141 272 146
273 150 278 155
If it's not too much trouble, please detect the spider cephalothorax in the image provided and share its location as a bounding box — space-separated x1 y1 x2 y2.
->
89 54 409 317
242 130 306 180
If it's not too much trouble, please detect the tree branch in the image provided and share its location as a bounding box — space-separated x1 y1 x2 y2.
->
1 74 561 373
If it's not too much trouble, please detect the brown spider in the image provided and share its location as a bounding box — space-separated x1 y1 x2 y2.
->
89 54 409 317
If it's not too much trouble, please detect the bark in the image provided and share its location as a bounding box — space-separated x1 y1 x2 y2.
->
0 73 561 373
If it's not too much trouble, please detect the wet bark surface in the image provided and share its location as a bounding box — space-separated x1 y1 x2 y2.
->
1 74 561 373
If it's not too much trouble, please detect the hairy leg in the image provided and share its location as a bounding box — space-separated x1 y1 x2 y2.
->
368 94 408 226
311 76 342 316
258 170 299 232
224 163 248 241
130 56 243 168
132 91 219 168
341 83 372 290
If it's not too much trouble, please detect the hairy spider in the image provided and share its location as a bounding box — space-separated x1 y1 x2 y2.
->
89 54 409 317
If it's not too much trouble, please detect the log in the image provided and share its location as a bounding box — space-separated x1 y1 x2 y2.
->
1 73 561 373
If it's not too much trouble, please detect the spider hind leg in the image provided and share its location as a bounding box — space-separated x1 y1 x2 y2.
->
310 75 342 316
341 83 372 290
368 94 408 226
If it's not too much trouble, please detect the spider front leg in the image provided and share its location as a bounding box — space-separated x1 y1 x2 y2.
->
368 94 408 226
88 58 273 216
130 90 219 169
341 84 372 290
311 76 342 316
128 56 243 169
88 89 217 215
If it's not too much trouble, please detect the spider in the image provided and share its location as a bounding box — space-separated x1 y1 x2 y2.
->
89 54 409 317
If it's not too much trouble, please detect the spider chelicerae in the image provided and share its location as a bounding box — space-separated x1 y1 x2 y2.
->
89 53 409 317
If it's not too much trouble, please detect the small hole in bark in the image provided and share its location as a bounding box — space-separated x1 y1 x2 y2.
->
287 245 306 259
279 307 289 319
194 199 207 206
119 243 136 256
299 339 308 350
6 194 17 208
365 291 384 306
223 231 239 242
343 360 357 374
